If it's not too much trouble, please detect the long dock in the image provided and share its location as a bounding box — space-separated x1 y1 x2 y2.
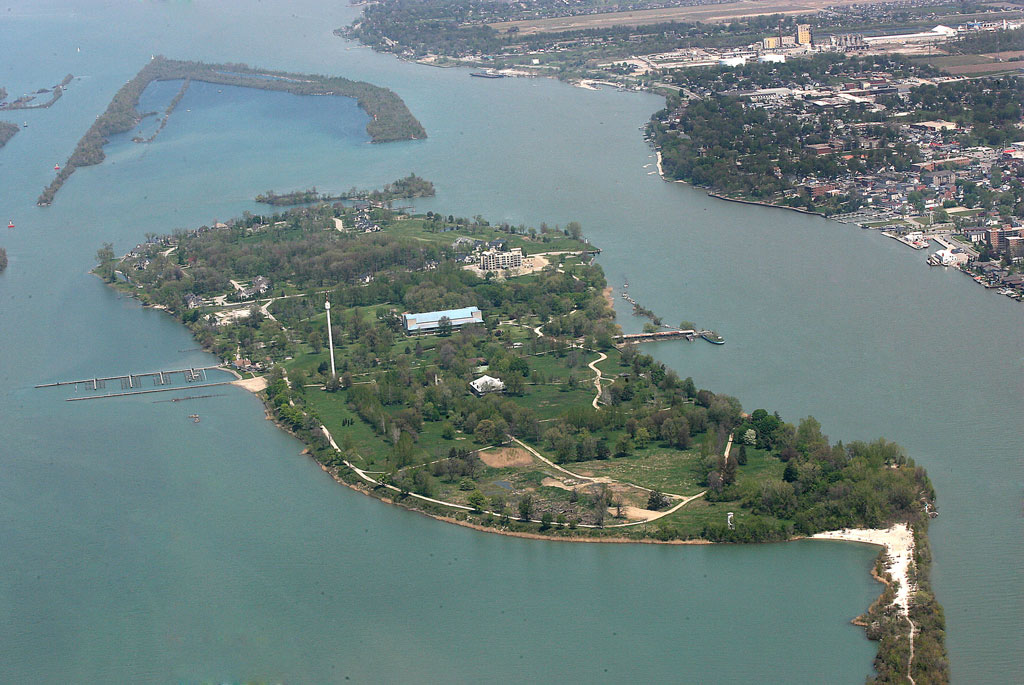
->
65 380 233 401
35 365 222 390
615 329 697 344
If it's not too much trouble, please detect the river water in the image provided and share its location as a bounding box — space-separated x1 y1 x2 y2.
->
0 1 1019 682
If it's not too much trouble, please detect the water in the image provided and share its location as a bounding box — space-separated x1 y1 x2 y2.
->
1 1 1020 682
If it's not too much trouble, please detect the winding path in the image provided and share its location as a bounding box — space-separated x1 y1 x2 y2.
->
588 351 608 408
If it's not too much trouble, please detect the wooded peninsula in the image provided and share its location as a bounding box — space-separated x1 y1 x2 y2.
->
256 173 435 206
38 57 426 206
98 197 946 682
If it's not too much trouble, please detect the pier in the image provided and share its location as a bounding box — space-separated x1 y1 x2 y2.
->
615 329 698 344
36 365 228 400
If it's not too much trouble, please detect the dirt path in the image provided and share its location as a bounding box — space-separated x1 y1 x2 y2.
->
604 490 705 528
588 350 608 408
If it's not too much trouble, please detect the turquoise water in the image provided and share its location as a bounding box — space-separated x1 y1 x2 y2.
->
0 1 1020 682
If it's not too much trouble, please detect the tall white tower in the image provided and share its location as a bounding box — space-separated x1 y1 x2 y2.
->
325 300 337 378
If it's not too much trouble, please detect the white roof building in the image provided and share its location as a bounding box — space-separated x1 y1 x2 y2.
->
469 375 505 396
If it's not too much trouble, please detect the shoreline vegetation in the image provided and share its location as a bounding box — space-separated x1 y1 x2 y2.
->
256 173 435 206
97 196 946 681
0 74 73 111
37 57 426 206
0 247 7 273
0 121 18 149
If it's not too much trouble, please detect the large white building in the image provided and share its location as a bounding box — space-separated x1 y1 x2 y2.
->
403 306 483 333
479 247 523 272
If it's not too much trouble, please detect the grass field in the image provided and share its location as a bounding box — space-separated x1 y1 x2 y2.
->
912 52 1024 75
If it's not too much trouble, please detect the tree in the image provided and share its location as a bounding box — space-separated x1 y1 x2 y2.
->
634 427 651 449
566 221 583 240
474 419 501 445
737 443 748 465
614 434 632 457
647 489 669 511
308 329 323 353
467 490 487 512
437 315 452 337
540 511 554 529
722 454 737 485
518 494 534 521
95 242 116 281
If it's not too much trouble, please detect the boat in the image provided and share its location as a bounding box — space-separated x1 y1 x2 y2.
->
701 330 725 345
7 220 13 229
54 163 60 171
470 71 505 79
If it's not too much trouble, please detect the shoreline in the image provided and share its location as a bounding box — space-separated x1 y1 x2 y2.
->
654 151 828 219
810 524 915 616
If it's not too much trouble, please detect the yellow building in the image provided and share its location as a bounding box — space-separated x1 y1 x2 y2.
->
763 36 781 49
797 24 812 45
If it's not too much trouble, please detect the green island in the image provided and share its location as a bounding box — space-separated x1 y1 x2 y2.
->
37 57 426 206
256 173 435 206
0 74 73 111
0 121 18 148
97 196 946 682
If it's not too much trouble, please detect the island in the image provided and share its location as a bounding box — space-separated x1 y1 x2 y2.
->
0 247 7 273
0 74 73 111
256 173 435 206
37 57 427 206
0 121 18 149
97 195 947 682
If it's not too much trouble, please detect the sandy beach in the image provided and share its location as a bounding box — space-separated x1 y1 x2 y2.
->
233 376 269 393
811 523 915 615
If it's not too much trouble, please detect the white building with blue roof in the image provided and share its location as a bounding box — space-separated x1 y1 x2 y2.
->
403 306 483 334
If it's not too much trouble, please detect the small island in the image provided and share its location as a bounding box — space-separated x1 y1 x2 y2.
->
38 57 426 206
0 74 73 111
97 196 946 682
256 173 435 206
0 121 18 149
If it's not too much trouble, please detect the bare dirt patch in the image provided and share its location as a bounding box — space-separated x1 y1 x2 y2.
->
479 447 535 468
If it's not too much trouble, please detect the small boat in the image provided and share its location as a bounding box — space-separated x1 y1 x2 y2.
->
470 71 505 79
701 330 725 345
7 220 13 229
54 163 60 171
